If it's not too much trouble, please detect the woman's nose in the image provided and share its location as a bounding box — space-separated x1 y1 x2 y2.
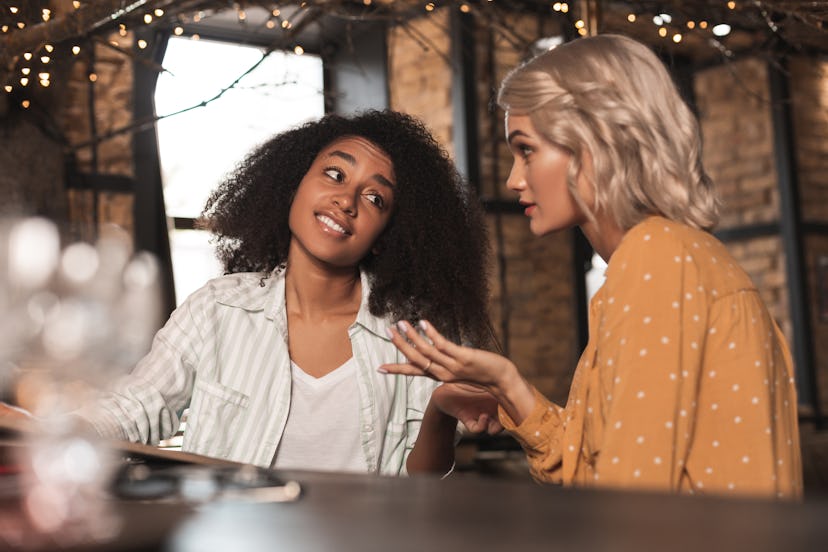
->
333 192 356 215
505 163 526 193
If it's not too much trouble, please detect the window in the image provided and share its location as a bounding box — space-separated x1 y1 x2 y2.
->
154 36 324 304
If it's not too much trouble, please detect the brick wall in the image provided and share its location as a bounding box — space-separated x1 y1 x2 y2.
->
790 57 828 416
59 32 135 242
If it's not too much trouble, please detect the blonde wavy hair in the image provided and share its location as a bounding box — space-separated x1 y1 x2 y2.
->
497 34 719 231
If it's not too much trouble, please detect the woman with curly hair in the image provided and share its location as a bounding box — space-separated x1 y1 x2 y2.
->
26 110 494 475
382 35 802 497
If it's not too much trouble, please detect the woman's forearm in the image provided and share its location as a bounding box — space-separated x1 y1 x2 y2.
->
405 399 457 474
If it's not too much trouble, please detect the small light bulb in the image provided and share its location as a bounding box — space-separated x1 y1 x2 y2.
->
23 52 32 60
627 14 636 23
22 100 30 108
174 26 184 35
40 56 50 63
73 1 81 9
20 77 29 86
658 27 667 37
154 9 164 16
44 44 54 52
144 14 152 24
687 21 696 29
10 7 19 14
4 85 12 93
138 39 148 49
88 73 97 82
673 33 682 43
460 3 470 13
712 23 731 36
72 45 81 55
21 67 30 75
294 45 304 55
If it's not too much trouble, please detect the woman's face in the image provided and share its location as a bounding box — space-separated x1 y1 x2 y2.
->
504 113 592 237
288 136 396 269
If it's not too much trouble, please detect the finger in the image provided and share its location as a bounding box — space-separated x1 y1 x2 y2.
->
378 362 440 380
395 321 456 372
417 320 469 361
487 417 504 435
385 325 427 367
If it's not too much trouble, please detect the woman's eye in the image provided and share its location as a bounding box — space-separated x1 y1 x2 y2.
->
324 167 344 182
364 193 385 208
518 144 533 158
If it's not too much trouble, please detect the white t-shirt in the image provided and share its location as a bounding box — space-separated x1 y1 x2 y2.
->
271 357 365 473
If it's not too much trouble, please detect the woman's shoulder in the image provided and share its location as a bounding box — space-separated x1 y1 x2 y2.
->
182 271 279 310
614 216 754 294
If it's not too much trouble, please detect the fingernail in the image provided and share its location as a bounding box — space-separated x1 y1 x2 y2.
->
377 367 388 374
418 320 429 332
386 327 394 338
396 320 408 334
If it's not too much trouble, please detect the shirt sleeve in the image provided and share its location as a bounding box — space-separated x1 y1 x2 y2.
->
587 227 706 491
498 387 566 484
75 289 203 444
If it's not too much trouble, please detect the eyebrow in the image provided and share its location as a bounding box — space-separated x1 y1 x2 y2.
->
507 130 529 144
327 150 395 189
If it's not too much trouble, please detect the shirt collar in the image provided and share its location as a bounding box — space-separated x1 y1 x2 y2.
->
215 268 392 340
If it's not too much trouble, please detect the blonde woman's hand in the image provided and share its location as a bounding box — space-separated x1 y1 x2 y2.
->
381 320 536 423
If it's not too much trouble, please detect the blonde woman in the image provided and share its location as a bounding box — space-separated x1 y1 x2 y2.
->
382 35 802 498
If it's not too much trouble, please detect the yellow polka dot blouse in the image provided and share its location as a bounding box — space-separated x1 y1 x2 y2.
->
499 216 802 499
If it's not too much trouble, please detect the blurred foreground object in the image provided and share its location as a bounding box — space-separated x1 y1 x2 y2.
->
0 217 162 548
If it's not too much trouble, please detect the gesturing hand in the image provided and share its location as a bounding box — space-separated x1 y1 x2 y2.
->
382 320 513 391
381 320 536 424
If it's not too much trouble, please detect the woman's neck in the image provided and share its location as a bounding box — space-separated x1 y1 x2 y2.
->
284 252 362 322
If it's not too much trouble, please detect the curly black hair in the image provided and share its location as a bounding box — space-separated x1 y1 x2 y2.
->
201 110 492 347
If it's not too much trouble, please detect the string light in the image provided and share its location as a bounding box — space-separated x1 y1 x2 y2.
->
237 10 246 21
88 73 97 82
17 22 25 29
144 14 152 24
21 100 30 108
728 1 736 9
460 3 470 13
9 7 19 14
658 27 667 37
699 21 709 29
20 77 28 86
41 9 51 22
174 26 184 35
119 24 127 36
672 33 682 43
72 2 80 9
3 85 12 93
425 3 435 12
266 19 275 29
281 20 291 29
687 21 696 29
23 52 32 61
40 56 50 64
627 14 636 23
137 39 148 49
294 45 304 55
154 9 164 17
72 46 81 55
2 25 7 33
272 9 280 17
712 23 731 36
45 44 54 53
21 67 30 75
363 0 372 5
575 20 585 29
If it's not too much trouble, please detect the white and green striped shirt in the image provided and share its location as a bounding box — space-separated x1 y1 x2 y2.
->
80 269 439 475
